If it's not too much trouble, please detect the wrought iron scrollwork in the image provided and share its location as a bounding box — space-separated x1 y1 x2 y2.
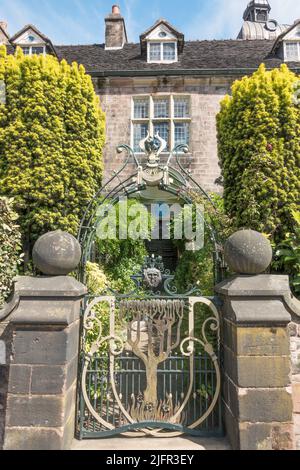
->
77 137 223 439
80 292 221 438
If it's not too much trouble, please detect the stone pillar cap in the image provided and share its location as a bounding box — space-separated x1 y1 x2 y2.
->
14 275 87 298
216 274 291 297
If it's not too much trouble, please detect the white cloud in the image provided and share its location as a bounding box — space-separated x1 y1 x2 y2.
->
185 0 300 40
124 0 140 42
0 0 102 44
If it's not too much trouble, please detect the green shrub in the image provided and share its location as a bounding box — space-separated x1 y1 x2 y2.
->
174 193 234 295
217 64 300 243
274 211 300 297
0 46 105 259
0 197 23 305
94 199 152 293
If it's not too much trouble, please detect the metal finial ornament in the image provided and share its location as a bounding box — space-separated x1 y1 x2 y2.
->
139 132 167 168
136 132 167 186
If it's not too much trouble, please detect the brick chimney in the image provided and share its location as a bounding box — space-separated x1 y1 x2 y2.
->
105 5 128 50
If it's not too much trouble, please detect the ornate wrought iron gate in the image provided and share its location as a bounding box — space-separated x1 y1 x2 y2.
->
77 258 222 439
77 134 225 439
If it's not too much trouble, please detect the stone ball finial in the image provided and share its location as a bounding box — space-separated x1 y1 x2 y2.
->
33 230 82 276
224 229 273 275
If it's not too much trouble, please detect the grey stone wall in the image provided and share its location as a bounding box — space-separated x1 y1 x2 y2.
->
0 320 12 448
94 75 238 193
216 275 295 450
0 276 86 450
289 314 300 450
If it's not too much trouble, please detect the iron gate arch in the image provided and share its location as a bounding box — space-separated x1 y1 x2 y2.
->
77 136 225 439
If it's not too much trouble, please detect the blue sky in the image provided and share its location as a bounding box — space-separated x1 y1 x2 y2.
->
1 0 300 45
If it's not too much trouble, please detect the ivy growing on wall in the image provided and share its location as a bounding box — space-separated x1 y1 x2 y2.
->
217 64 300 243
0 46 105 259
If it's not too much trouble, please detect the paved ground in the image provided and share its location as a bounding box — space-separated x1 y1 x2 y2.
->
71 436 231 451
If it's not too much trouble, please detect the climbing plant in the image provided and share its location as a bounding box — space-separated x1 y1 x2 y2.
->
0 197 23 306
0 46 105 260
274 210 300 297
217 64 300 243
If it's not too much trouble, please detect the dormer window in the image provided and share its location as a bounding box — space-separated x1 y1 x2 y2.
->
140 19 184 65
21 45 45 56
148 41 177 63
9 24 56 58
272 21 300 63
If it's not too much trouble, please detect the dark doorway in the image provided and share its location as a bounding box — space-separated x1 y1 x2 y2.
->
146 219 178 272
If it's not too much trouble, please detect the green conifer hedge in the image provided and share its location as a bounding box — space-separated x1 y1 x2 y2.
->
0 46 105 257
217 64 300 242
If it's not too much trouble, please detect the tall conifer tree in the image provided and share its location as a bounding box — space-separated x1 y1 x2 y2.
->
0 46 105 257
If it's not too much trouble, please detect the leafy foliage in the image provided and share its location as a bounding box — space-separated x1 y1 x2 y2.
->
217 64 300 243
274 211 300 296
0 46 105 258
0 197 23 306
94 199 152 293
173 193 234 295
84 262 111 352
85 261 107 295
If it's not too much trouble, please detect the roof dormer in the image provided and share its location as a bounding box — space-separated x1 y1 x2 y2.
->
140 19 184 64
272 20 300 62
10 24 56 56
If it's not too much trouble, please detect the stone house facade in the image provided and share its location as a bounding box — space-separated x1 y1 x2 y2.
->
2 0 300 192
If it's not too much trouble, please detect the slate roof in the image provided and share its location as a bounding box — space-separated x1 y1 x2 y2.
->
54 39 300 76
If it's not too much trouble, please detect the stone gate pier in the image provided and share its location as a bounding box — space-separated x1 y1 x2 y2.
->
0 231 87 450
216 230 300 450
0 229 299 450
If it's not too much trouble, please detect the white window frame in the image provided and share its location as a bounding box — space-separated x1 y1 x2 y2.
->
21 45 46 56
147 41 178 64
284 41 300 62
131 95 191 154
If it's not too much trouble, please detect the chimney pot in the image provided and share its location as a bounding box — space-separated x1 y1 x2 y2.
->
112 5 121 15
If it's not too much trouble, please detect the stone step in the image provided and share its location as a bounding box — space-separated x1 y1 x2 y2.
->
71 436 231 451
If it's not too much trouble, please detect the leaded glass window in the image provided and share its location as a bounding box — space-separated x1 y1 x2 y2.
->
132 96 191 152
32 46 45 55
285 42 300 61
148 42 177 63
21 46 45 56
163 43 176 61
133 123 149 152
174 98 189 118
154 99 169 118
149 43 161 62
154 122 170 150
134 99 149 119
175 123 190 147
